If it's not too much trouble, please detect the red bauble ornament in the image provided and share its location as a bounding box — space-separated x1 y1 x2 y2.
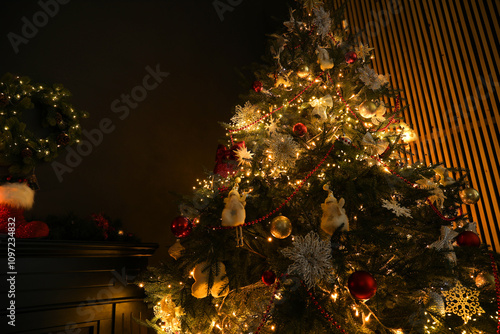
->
348 271 377 300
252 81 263 93
456 231 481 247
345 51 358 64
171 216 192 238
293 123 307 137
262 270 276 286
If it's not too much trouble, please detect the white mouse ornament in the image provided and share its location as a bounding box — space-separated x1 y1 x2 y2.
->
221 182 247 246
191 261 229 299
320 185 349 235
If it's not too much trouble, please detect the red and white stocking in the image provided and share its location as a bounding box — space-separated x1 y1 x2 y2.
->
0 183 49 238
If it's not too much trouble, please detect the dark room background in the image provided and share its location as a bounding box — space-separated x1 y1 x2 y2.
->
0 0 291 264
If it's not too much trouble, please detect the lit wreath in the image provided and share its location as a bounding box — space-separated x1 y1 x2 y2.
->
0 73 88 178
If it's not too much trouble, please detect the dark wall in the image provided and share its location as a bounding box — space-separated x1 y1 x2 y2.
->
0 0 291 264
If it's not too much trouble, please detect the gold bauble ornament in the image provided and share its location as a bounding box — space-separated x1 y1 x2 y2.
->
358 101 378 118
297 65 310 78
459 188 480 205
270 215 292 239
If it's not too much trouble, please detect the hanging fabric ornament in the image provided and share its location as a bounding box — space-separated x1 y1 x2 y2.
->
358 100 378 118
361 132 389 156
459 187 480 205
310 95 333 120
191 261 230 299
270 215 292 239
320 184 348 235
316 47 334 70
168 239 185 260
221 182 247 246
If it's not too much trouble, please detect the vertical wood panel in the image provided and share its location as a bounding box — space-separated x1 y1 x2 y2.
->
338 0 500 251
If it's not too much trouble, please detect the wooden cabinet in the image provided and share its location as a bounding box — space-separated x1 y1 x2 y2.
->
0 238 157 334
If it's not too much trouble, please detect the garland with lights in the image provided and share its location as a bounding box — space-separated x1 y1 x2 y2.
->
0 73 88 177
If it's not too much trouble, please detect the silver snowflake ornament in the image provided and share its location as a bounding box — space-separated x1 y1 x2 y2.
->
281 231 334 288
381 199 412 218
265 133 299 169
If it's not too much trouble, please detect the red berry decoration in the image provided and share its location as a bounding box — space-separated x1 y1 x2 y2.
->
345 51 358 64
171 216 192 238
252 80 263 93
262 270 276 286
293 123 307 137
456 231 481 247
348 271 377 300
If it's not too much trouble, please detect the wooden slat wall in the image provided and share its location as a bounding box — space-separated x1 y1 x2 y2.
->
335 0 500 251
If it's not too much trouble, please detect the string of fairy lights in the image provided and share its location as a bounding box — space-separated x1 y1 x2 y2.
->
173 69 500 333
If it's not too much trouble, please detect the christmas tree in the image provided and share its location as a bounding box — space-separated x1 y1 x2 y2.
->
137 2 500 333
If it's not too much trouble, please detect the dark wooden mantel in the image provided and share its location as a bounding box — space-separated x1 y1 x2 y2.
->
0 238 158 334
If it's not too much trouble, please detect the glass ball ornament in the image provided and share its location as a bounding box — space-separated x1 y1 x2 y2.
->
345 51 358 64
171 216 192 238
270 215 292 239
261 270 276 286
456 231 481 247
293 123 307 137
459 187 480 205
348 271 377 300
358 101 378 118
296 64 310 78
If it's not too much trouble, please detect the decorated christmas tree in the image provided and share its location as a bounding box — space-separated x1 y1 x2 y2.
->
137 2 500 333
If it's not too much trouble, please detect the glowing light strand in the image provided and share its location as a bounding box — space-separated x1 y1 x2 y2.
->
301 281 348 333
209 143 335 230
